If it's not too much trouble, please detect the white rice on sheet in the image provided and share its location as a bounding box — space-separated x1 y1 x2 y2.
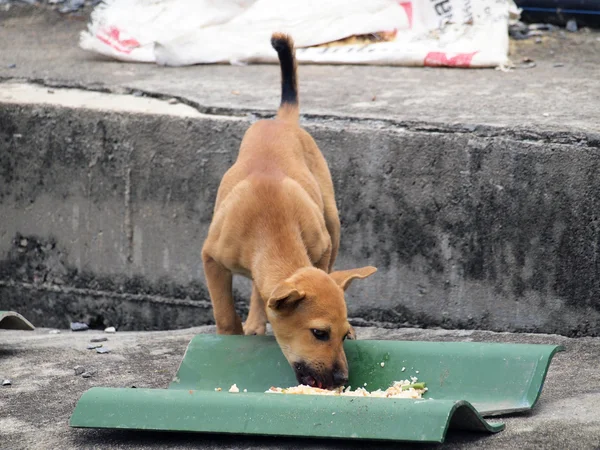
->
264 379 427 399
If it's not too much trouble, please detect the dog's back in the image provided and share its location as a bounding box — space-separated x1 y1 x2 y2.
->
205 32 340 276
212 34 328 216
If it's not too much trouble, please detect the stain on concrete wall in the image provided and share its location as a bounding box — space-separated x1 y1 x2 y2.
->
1 103 599 335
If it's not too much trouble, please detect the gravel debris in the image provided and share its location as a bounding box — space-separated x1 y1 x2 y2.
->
81 368 97 378
58 0 84 14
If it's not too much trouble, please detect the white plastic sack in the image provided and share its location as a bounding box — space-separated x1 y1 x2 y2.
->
80 0 520 68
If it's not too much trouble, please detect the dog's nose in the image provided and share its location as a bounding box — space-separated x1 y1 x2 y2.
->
332 370 348 386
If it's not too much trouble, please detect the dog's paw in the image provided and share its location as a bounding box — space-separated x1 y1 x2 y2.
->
243 322 267 336
347 326 357 340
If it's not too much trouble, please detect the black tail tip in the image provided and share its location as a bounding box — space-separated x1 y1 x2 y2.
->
271 32 294 54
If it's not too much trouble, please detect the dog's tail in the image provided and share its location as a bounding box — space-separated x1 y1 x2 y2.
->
271 32 299 122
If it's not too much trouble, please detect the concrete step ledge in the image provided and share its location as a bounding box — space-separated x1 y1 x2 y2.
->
1 82 599 336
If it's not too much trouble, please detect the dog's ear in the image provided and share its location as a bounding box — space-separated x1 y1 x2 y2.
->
329 266 377 291
267 283 305 312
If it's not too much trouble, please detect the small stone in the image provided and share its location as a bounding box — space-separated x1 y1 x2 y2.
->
87 343 103 350
2 379 11 386
518 57 536 69
74 366 85 375
243 389 247 392
47 89 55 94
19 238 28 247
59 0 84 13
167 98 178 105
8 64 16 69
104 326 116 333
553 63 565 68
566 19 578 33
81 368 97 378
96 347 111 354
380 362 385 367
535 37 542 44
401 367 406 371
71 322 89 332
90 337 108 343
49 329 61 334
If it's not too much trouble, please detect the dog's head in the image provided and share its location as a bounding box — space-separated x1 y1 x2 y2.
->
265 266 377 389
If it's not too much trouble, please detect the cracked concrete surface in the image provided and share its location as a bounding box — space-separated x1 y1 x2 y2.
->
1 5 599 133
1 326 600 449
1 5 600 449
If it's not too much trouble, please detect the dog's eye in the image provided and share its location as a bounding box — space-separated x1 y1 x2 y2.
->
312 329 330 341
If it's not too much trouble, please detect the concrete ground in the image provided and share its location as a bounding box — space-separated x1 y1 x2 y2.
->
1 326 600 450
1 5 599 133
1 6 600 449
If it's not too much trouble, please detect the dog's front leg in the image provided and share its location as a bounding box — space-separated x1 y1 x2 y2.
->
243 284 267 335
202 253 243 335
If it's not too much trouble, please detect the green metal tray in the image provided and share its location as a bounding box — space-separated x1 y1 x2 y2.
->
0 311 35 330
70 335 563 443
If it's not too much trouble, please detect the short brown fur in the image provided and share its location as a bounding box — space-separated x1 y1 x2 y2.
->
201 33 376 389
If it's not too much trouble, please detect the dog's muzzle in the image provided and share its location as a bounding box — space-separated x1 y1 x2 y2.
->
293 362 348 389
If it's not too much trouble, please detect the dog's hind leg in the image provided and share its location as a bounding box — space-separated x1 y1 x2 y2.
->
323 202 340 272
202 252 243 335
314 243 333 273
243 284 267 335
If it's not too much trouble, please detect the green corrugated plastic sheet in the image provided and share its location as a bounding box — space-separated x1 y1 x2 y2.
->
70 334 563 443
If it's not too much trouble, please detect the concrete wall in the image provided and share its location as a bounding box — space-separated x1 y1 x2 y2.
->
1 88 600 336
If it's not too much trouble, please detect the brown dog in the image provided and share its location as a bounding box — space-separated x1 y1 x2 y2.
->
201 33 377 389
